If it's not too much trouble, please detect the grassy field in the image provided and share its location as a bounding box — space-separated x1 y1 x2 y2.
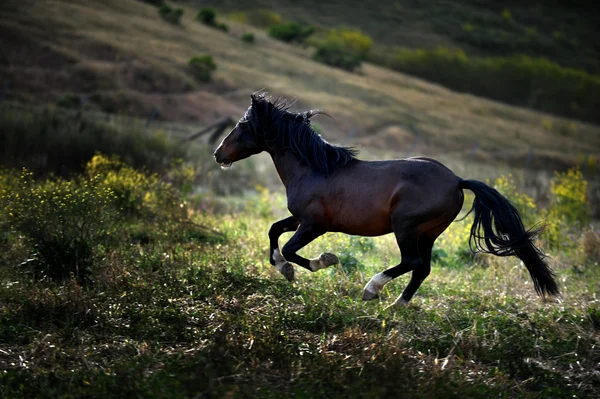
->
1 146 599 397
1 2 600 396
1 0 599 171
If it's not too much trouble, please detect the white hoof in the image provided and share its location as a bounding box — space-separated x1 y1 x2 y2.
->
362 273 392 301
273 249 294 282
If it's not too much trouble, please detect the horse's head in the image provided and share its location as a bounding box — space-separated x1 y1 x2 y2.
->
214 93 268 168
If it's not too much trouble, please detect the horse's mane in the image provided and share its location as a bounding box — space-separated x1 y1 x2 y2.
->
248 93 358 176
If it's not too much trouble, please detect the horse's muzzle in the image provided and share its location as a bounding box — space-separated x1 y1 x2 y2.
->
214 150 232 168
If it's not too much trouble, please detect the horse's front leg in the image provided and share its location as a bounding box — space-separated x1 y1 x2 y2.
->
281 224 339 274
268 216 300 281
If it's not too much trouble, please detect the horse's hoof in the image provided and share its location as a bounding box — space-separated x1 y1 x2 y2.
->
362 289 379 301
310 253 339 271
277 261 295 282
320 253 339 266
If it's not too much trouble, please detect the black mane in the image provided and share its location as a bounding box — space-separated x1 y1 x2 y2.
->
247 94 358 175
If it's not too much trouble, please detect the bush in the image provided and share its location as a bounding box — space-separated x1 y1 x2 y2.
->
388 48 600 124
188 55 217 82
241 33 255 43
544 168 590 250
196 8 216 25
313 28 372 71
1 170 118 283
196 8 228 32
159 4 183 25
86 154 184 220
268 22 314 43
549 168 590 225
0 104 187 176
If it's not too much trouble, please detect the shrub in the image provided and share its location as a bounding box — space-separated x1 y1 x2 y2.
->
548 168 590 226
188 55 217 82
1 169 118 283
388 48 600 124
196 8 216 25
196 8 228 32
159 4 183 25
313 28 372 71
0 104 187 176
268 22 314 43
86 154 184 220
544 168 590 249
241 33 255 43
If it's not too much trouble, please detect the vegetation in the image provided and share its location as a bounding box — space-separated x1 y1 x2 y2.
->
55 92 82 109
388 48 600 124
313 28 373 71
0 104 186 176
196 8 228 32
158 3 183 25
268 22 315 43
229 9 282 28
0 109 599 397
241 32 255 43
188 55 217 82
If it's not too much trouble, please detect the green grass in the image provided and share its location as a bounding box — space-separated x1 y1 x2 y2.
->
1 164 599 397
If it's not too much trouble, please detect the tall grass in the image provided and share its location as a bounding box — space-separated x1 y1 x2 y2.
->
388 48 600 124
0 104 187 176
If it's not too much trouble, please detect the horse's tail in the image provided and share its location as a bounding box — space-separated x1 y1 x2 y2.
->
459 179 559 297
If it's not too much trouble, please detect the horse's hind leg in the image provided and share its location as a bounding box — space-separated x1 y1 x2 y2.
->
268 216 300 281
362 233 421 301
389 237 434 307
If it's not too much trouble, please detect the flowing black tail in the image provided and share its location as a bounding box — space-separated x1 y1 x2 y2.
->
459 179 559 297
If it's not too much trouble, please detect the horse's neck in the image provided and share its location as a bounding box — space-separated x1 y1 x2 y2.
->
269 150 310 187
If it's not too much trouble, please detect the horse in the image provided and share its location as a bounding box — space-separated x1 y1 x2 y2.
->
214 93 559 306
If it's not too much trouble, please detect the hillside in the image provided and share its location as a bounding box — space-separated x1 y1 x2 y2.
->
0 0 599 171
193 0 600 73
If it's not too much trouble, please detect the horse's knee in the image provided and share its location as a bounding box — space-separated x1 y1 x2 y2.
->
268 224 280 240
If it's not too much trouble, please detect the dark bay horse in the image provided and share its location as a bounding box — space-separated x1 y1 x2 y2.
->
214 93 559 306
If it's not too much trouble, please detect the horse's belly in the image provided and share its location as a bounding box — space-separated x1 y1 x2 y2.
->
329 210 393 236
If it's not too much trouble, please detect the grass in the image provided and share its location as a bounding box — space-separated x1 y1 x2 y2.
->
1 176 599 397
